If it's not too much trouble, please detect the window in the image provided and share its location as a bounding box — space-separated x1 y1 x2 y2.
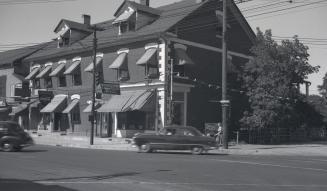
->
33 79 40 89
118 69 129 81
72 72 82 86
119 22 128 34
71 105 81 124
44 77 52 88
58 75 66 87
145 65 159 79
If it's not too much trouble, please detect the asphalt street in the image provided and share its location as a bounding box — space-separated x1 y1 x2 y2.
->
1 145 327 191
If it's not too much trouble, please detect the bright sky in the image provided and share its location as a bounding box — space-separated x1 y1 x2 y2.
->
0 0 326 95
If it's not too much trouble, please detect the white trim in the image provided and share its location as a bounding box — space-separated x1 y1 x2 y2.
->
71 94 80 100
96 52 104 57
58 59 66 64
72 57 81 62
44 62 53 67
31 64 40 70
117 48 129 54
120 82 164 89
145 43 159 50
169 37 253 60
183 92 187 126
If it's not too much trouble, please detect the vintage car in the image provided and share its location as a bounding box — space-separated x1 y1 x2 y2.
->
0 121 34 152
132 126 218 154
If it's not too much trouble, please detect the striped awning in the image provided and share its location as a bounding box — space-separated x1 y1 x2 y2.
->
49 63 65 77
64 60 81 75
36 65 52 79
109 53 128 70
84 57 103 72
40 95 67 113
136 48 157 66
25 67 40 80
97 90 154 113
62 99 79 113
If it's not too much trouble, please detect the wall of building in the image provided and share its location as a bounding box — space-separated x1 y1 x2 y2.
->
0 68 23 98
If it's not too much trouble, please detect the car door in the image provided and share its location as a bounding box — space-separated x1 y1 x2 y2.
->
159 128 180 150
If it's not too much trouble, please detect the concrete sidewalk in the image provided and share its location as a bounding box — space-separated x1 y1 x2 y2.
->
28 132 327 156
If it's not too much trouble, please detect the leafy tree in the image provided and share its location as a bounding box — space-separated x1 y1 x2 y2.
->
318 73 327 98
240 28 319 143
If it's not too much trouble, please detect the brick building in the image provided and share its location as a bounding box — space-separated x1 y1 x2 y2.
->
22 0 254 137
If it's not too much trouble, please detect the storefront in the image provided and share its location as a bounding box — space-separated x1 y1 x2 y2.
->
97 89 156 138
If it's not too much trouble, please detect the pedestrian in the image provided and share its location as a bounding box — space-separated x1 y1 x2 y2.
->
215 123 223 145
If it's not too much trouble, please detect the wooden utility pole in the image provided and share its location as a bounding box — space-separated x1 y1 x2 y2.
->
90 25 104 145
221 0 230 149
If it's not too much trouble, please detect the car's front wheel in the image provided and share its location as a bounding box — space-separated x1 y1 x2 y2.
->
139 143 152 153
191 146 203 155
1 142 15 152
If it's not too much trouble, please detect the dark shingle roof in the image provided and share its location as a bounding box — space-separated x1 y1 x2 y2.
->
0 42 50 66
54 19 93 33
25 0 205 61
114 1 161 16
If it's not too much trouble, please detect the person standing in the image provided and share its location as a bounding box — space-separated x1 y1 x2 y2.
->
215 123 223 145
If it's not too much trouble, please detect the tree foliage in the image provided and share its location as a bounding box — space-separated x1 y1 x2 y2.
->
240 29 320 142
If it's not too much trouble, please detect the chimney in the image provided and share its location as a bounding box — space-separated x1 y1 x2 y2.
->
140 0 150 6
82 14 91 25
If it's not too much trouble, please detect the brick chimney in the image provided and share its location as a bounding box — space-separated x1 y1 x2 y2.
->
82 14 91 25
140 0 150 6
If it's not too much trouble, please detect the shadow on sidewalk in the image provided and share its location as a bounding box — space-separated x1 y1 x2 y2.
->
0 179 78 191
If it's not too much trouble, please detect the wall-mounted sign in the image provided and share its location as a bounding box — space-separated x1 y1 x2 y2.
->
101 82 120 95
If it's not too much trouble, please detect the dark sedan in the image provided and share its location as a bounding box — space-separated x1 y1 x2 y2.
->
0 121 34 152
132 126 218 154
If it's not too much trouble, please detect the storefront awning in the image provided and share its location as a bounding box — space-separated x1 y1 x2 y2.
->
25 67 40 80
40 95 67 113
175 48 194 65
9 104 28 116
49 63 65 77
109 53 128 70
36 65 52 79
136 48 157 66
97 90 154 113
83 102 101 113
112 10 135 24
64 60 81 75
84 57 103 72
62 99 79 113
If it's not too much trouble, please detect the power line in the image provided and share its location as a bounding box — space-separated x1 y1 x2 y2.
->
0 0 77 5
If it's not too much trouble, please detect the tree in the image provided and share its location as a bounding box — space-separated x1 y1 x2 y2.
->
240 28 319 143
318 73 327 98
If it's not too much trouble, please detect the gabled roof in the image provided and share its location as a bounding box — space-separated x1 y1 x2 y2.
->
24 0 256 61
114 1 161 17
54 19 93 33
0 42 49 66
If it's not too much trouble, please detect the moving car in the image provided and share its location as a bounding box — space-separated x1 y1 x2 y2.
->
132 126 218 154
0 121 34 152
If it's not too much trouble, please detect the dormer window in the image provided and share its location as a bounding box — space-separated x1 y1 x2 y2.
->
113 8 136 35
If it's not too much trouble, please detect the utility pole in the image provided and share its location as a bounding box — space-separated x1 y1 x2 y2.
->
90 24 104 145
221 0 230 149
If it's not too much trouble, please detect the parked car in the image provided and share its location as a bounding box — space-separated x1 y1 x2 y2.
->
0 121 34 152
132 126 218 154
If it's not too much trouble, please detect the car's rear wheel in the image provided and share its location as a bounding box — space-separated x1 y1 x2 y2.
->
191 146 203 155
139 143 152 153
1 142 15 152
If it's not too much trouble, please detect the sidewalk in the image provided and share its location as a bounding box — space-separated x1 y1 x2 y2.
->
29 132 327 156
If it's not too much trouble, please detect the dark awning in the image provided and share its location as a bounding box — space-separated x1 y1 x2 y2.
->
64 60 81 75
97 90 154 113
49 63 65 77
9 104 28 116
175 48 194 65
36 65 52 79
109 53 128 70
136 48 157 66
25 67 40 80
40 95 67 113
62 99 79 113
84 57 103 72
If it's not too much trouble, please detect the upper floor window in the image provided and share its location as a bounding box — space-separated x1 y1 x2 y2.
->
136 44 159 79
72 70 82 86
172 44 194 78
109 49 129 82
33 79 41 89
58 75 66 87
44 77 52 89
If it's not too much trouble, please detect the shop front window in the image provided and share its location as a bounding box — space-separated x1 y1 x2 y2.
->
118 111 146 130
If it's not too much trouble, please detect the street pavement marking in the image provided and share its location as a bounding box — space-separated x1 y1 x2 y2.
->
207 159 327 173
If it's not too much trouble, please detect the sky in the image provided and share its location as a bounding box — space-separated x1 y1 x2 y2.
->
0 0 326 95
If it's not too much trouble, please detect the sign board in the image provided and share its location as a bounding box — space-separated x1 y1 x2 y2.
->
101 82 120 95
38 90 54 104
204 123 219 136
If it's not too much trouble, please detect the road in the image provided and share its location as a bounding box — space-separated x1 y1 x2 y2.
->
1 145 327 191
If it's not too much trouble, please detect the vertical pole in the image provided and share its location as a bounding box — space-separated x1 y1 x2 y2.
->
90 26 97 145
221 0 229 149
170 59 174 125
